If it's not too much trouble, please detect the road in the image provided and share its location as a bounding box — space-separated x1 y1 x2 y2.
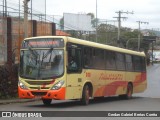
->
0 64 160 120
134 63 160 98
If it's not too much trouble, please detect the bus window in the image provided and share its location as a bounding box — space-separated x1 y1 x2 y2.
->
115 53 125 70
19 49 64 79
106 51 116 70
84 47 93 68
67 44 82 73
141 57 146 72
133 56 142 72
125 54 134 71
93 49 105 69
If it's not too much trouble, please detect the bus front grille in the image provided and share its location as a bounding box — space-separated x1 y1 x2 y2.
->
25 80 54 85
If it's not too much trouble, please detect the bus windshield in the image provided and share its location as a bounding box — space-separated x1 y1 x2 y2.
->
19 49 64 80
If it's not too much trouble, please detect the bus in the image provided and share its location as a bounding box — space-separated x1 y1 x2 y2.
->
18 36 147 105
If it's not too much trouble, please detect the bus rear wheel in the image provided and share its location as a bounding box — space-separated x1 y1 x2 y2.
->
42 99 52 105
119 83 133 99
124 83 133 99
81 85 90 105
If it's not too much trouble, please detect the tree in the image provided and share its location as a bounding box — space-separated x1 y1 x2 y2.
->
59 17 64 30
96 23 117 45
121 29 150 53
87 13 99 28
120 30 139 49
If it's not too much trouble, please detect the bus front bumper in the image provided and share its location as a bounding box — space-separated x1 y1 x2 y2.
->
18 86 65 100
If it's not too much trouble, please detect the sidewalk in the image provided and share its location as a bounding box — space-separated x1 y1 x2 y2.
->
0 98 40 105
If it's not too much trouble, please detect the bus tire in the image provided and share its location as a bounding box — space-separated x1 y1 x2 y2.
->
125 83 133 99
119 83 133 99
81 85 90 105
42 99 52 105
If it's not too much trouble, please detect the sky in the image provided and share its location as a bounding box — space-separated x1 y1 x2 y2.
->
5 0 160 30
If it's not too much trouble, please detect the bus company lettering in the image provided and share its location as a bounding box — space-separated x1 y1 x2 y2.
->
99 73 123 81
29 41 59 46
86 72 91 77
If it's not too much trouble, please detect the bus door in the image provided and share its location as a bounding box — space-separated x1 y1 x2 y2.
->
66 43 83 99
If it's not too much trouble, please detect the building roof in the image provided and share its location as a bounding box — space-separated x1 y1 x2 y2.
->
56 30 70 36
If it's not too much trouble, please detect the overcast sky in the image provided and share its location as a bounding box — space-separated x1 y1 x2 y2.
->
7 0 160 30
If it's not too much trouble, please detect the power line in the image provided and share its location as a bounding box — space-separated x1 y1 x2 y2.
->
0 1 95 38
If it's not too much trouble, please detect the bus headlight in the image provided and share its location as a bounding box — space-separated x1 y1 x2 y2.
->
18 81 28 89
51 80 64 90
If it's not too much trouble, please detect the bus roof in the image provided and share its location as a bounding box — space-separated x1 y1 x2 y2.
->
24 36 145 57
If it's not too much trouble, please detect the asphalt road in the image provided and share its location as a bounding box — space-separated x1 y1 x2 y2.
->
134 63 160 98
0 64 160 120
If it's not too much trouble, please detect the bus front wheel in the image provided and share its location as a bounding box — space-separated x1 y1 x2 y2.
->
81 85 90 105
42 99 52 105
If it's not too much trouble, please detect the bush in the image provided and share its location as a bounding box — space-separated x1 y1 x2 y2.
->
0 64 18 99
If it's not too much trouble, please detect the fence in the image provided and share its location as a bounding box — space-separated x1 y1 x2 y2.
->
0 14 56 65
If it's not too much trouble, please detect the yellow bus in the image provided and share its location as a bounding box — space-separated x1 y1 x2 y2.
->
18 36 147 105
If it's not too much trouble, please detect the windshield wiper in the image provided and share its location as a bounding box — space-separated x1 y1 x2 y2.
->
38 47 54 78
28 47 39 58
41 47 54 65
42 47 54 59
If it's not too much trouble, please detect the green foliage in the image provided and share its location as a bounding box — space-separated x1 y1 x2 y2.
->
0 64 18 99
122 30 139 40
120 30 139 49
87 13 99 28
121 30 150 52
156 41 160 46
59 17 64 30
96 24 150 53
87 13 95 19
96 23 118 45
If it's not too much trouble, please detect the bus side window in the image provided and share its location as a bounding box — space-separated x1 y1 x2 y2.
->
141 57 146 72
116 53 125 70
133 56 142 72
106 51 116 70
125 54 134 71
93 49 105 69
84 47 93 68
67 44 82 73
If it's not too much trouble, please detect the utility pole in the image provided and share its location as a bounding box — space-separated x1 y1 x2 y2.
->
3 0 7 16
31 0 33 37
31 0 32 21
136 21 149 51
18 0 21 61
45 0 47 34
95 0 98 42
113 11 134 46
23 0 30 38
